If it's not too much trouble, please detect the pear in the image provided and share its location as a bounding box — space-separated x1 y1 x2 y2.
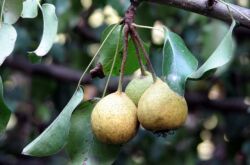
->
137 79 188 131
125 71 153 105
91 92 138 144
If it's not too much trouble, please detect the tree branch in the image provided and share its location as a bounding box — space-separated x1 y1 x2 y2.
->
2 57 92 84
2 57 250 114
147 0 250 28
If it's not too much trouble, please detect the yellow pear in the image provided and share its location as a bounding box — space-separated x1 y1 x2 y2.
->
138 79 188 131
125 71 153 105
91 92 138 144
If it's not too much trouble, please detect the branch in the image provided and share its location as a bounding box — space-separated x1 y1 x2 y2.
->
147 0 250 28
2 57 92 84
2 57 249 113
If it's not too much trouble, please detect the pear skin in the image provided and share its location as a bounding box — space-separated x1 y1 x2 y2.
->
138 79 188 131
125 72 153 105
91 92 138 144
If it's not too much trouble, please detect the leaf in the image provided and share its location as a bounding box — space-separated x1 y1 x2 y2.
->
99 24 147 76
201 20 229 60
0 23 17 65
162 28 198 95
66 99 121 165
21 0 38 18
2 0 23 24
189 20 236 79
32 4 58 56
0 76 11 134
22 88 84 157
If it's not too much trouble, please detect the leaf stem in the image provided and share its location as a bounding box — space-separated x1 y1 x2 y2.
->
218 0 250 22
35 0 43 11
102 26 123 97
132 23 164 33
130 26 157 82
75 24 119 92
0 0 6 26
118 24 129 93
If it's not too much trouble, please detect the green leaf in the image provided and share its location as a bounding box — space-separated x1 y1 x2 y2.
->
32 4 58 56
201 20 229 60
162 28 198 95
2 0 23 24
22 88 84 157
0 76 11 134
189 20 236 79
21 0 38 18
66 99 121 165
99 24 147 76
0 23 17 65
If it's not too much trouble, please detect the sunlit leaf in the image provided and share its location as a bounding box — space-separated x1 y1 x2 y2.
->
22 88 83 156
162 28 198 95
21 0 38 18
66 99 121 165
32 4 58 56
0 76 11 134
2 0 23 24
0 23 17 65
189 20 236 79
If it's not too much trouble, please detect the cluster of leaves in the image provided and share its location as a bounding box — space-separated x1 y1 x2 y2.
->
0 0 58 134
0 0 58 63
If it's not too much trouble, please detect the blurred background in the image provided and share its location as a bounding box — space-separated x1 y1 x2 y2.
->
0 0 250 164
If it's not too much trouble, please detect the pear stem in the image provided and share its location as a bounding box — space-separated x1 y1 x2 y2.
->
131 34 146 76
130 26 157 82
118 24 129 93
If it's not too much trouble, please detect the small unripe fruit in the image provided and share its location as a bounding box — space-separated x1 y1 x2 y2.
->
138 79 188 131
91 92 138 144
125 71 153 105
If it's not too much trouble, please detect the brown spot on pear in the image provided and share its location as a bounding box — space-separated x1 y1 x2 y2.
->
125 71 153 105
91 92 138 144
138 79 188 131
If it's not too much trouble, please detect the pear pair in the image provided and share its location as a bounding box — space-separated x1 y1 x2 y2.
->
91 71 188 144
126 73 188 131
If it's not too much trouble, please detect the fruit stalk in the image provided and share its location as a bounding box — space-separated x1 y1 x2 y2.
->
130 26 157 82
118 24 130 93
131 34 146 76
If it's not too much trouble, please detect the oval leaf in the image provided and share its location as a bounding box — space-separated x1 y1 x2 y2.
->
0 76 11 134
3 0 23 24
66 99 121 165
189 20 236 79
32 4 58 56
0 23 17 65
98 24 146 76
22 88 84 156
163 28 198 95
21 0 38 18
